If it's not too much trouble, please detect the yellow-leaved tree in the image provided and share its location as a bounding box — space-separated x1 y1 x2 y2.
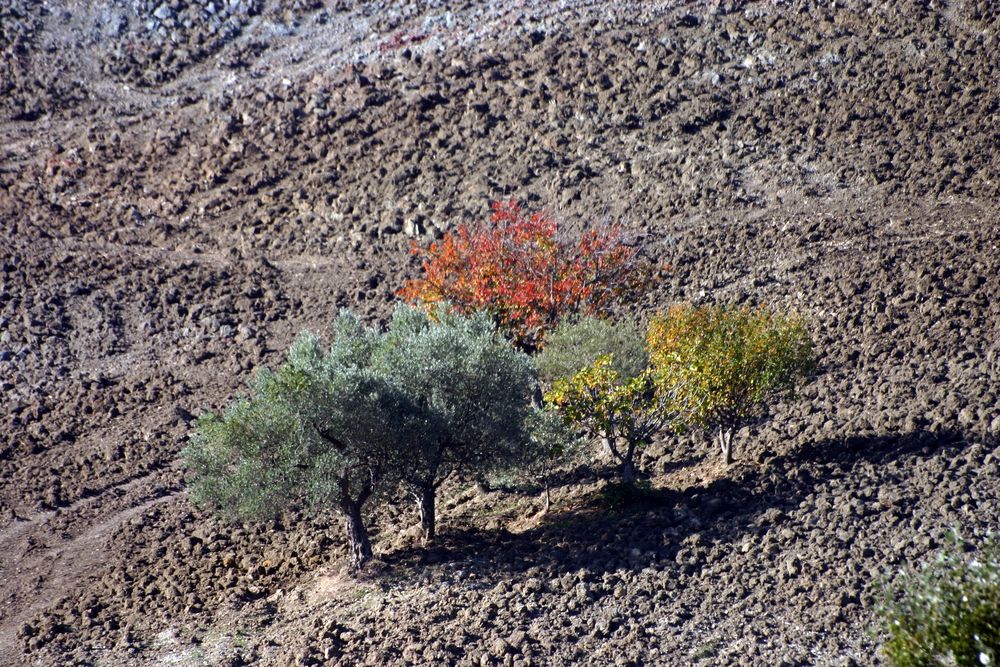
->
538 317 679 485
648 303 816 464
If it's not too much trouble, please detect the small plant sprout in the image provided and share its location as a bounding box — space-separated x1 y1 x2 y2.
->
524 406 582 512
878 532 1000 667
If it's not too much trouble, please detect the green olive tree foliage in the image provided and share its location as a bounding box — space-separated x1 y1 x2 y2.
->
538 317 677 485
183 306 537 567
373 305 537 542
183 314 423 570
878 533 1000 667
648 303 816 464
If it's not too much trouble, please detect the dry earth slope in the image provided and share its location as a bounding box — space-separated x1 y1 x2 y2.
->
1 0 999 665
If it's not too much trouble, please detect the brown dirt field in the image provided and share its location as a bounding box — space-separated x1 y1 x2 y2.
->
2 0 999 665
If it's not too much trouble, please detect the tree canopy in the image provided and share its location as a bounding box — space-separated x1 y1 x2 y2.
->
183 305 539 566
648 303 816 464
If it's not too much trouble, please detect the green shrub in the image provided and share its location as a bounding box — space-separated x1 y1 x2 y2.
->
535 316 647 386
648 303 816 464
878 533 1000 667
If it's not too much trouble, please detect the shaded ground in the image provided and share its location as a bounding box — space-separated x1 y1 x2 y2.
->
1 0 999 665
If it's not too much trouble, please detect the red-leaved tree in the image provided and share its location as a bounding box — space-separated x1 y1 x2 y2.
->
399 201 650 349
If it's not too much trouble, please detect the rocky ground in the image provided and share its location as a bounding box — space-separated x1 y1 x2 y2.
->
1 0 999 665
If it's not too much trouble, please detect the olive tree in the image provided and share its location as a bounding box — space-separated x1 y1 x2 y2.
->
373 305 536 542
538 317 678 485
648 303 816 464
182 314 423 570
184 306 537 565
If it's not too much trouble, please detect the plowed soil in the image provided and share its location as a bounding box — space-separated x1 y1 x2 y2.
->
2 1 999 665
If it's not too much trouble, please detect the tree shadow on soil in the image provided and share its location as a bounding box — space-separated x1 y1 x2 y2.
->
379 428 967 581
658 454 702 476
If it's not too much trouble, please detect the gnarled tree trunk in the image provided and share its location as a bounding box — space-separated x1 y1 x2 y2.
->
337 466 375 571
621 456 637 485
416 484 436 544
342 499 373 570
718 427 734 464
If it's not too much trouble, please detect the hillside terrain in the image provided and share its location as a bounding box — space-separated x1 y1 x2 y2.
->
1 0 999 665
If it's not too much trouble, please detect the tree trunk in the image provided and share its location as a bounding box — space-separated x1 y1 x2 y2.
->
621 456 637 485
718 427 734 464
343 501 373 570
417 485 436 544
602 435 623 465
531 382 544 409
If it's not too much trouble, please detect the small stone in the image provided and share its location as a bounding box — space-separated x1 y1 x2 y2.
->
507 630 526 650
403 217 424 237
491 638 513 655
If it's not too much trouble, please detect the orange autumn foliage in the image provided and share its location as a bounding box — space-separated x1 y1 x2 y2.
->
399 200 651 349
